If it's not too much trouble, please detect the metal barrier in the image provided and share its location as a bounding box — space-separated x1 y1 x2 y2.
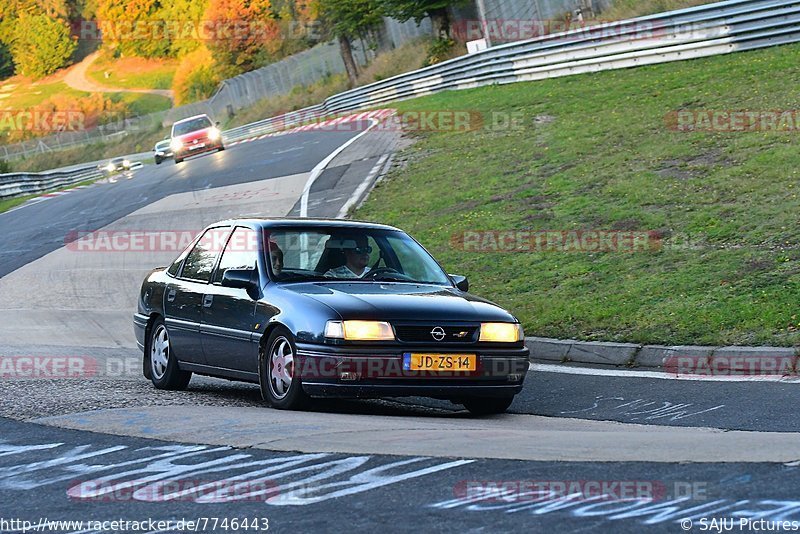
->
0 166 104 200
218 0 800 144
3 0 799 198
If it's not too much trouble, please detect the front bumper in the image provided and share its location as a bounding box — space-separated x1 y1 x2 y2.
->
175 141 223 159
295 342 529 399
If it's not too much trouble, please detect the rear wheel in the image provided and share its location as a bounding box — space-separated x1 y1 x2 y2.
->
148 318 191 390
462 396 513 415
259 327 308 410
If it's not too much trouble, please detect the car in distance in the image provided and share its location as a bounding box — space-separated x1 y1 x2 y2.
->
169 114 224 164
134 219 529 415
153 139 173 165
101 156 131 174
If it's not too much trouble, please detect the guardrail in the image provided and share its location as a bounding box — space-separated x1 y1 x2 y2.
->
3 0 798 199
0 166 104 200
215 0 800 145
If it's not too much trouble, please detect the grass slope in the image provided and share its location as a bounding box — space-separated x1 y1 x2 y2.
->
356 43 800 347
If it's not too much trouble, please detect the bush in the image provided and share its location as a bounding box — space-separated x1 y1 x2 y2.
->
10 14 76 79
172 46 221 105
0 159 11 173
423 37 455 66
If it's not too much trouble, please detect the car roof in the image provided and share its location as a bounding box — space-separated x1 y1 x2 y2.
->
210 218 403 232
172 114 211 125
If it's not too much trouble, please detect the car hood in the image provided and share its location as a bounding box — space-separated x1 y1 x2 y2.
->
280 282 517 323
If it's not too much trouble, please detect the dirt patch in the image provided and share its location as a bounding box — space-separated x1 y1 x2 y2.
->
656 149 733 180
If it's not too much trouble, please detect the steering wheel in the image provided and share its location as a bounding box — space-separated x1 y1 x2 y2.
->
364 267 403 279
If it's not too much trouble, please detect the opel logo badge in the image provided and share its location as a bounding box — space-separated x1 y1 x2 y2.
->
431 326 446 341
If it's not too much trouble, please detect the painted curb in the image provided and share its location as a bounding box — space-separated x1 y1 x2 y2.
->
526 337 800 373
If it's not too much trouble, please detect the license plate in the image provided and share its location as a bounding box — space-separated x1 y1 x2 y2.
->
189 143 206 150
403 353 476 371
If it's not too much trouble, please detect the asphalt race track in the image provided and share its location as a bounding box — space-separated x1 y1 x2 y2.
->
1 128 799 534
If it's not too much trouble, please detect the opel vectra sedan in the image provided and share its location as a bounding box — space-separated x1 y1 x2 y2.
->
133 219 529 414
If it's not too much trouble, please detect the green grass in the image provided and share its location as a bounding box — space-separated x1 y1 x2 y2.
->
111 93 172 115
87 57 177 90
0 177 100 214
356 43 800 347
0 80 88 112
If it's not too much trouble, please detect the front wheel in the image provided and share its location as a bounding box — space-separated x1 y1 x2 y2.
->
259 327 308 410
462 396 513 415
155 156 162 165
147 318 191 390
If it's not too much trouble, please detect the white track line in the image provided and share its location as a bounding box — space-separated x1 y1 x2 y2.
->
336 154 389 219
531 362 800 383
299 118 380 218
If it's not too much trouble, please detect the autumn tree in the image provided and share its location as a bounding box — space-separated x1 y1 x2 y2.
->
95 0 170 58
203 0 281 74
10 13 77 78
316 0 383 86
380 0 461 39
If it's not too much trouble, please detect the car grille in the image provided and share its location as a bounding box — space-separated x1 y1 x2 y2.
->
394 325 479 343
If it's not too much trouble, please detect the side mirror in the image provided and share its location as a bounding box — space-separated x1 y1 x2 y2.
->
450 274 469 292
221 268 259 297
215 121 220 127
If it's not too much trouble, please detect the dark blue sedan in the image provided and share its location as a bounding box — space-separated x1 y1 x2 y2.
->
134 219 529 415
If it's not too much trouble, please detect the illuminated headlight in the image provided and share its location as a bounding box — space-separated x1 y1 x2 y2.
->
122 159 131 167
325 320 394 341
207 127 221 141
105 163 115 172
479 323 523 342
170 139 183 152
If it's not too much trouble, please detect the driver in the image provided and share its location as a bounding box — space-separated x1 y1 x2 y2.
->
325 235 372 278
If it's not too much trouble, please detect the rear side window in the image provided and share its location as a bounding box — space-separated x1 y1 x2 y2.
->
180 227 230 283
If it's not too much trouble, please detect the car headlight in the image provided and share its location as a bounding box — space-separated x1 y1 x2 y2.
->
207 127 221 141
122 159 131 167
170 139 183 152
106 163 115 172
325 320 395 341
479 323 523 342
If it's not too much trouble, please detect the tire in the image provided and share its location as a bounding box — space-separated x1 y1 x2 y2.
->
147 317 191 390
462 396 514 416
174 155 183 164
259 327 308 410
155 156 162 165
218 144 225 151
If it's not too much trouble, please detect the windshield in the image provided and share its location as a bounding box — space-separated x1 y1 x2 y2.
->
266 228 452 285
172 116 212 136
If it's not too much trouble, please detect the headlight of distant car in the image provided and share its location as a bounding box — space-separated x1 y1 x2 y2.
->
170 139 183 152
479 323 523 342
207 127 221 141
122 159 131 167
325 320 395 341
105 163 115 172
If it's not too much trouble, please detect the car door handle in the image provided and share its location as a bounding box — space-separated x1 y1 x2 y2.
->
167 289 176 302
203 294 214 308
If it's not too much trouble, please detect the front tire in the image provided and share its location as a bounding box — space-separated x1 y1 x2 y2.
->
259 327 308 410
462 396 513 415
147 318 191 390
155 156 162 165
